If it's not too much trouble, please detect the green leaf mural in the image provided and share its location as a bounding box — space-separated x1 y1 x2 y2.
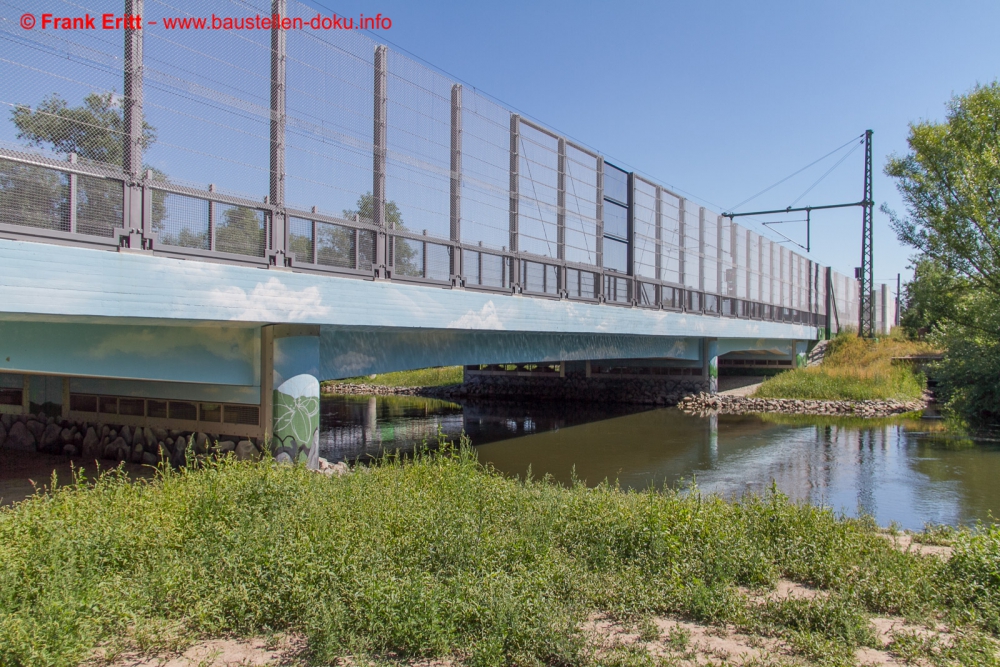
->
272 374 320 466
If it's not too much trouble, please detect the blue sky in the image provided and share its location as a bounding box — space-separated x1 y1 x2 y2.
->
297 0 1000 288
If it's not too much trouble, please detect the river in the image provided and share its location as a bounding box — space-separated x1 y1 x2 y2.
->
320 394 1000 531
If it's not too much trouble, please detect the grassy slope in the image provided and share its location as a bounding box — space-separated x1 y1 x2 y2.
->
753 334 935 401
329 366 464 388
1 445 998 666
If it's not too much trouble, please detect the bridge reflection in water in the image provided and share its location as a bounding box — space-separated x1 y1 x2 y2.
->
320 393 1000 531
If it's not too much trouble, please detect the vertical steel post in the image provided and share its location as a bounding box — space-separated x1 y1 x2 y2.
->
859 129 875 337
654 186 662 283
595 156 604 300
557 138 566 261
68 153 78 234
626 172 635 303
450 84 463 285
123 0 144 248
716 214 723 297
698 207 706 293
373 44 389 278
826 266 833 338
895 273 903 327
269 0 288 266
677 198 686 292
746 228 752 301
508 114 520 291
557 138 567 295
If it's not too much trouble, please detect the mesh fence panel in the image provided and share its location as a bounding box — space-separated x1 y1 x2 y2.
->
316 220 356 268
288 216 314 263
77 175 122 237
157 192 209 249
214 203 266 257
0 160 70 231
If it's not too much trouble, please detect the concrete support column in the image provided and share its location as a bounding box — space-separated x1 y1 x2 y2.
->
263 324 321 468
702 338 718 394
795 341 809 368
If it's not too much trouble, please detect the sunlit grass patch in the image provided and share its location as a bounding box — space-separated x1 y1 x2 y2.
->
753 333 936 401
329 365 464 388
0 440 996 666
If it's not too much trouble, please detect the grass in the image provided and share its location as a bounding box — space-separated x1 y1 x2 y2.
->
752 333 935 401
1 442 998 666
330 366 464 388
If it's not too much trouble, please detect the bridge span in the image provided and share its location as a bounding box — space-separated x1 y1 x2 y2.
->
0 0 894 462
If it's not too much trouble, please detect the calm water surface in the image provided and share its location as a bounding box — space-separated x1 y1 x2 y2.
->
320 394 1000 531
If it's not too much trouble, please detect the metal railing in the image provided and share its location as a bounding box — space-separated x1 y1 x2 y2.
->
0 0 890 331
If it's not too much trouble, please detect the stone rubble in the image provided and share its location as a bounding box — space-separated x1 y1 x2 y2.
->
0 411 268 466
325 376 710 406
677 392 927 418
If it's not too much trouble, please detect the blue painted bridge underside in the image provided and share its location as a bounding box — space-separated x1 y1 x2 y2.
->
0 238 814 386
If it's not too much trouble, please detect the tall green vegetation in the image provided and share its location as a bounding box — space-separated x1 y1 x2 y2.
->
2 447 999 666
753 333 930 401
885 81 1000 423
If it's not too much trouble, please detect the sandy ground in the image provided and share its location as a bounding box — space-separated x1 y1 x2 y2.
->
97 579 981 667
717 376 765 397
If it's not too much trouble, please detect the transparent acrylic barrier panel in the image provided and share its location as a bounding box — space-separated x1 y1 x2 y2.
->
682 205 700 289
460 89 510 251
157 192 209 249
464 250 508 288
564 144 599 266
603 238 628 273
633 179 657 279
522 260 558 294
566 268 597 299
605 275 629 303
285 19 375 220
0 160 70 232
145 0 271 199
386 50 451 241
517 124 558 258
660 191 682 284
637 282 656 307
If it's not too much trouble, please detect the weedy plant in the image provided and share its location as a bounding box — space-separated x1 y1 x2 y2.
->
0 437 997 666
753 332 934 401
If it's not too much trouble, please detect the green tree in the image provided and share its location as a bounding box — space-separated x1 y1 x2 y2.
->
885 81 1000 423
898 258 968 335
215 206 265 257
5 92 164 238
884 82 1000 292
11 92 155 166
341 192 419 274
